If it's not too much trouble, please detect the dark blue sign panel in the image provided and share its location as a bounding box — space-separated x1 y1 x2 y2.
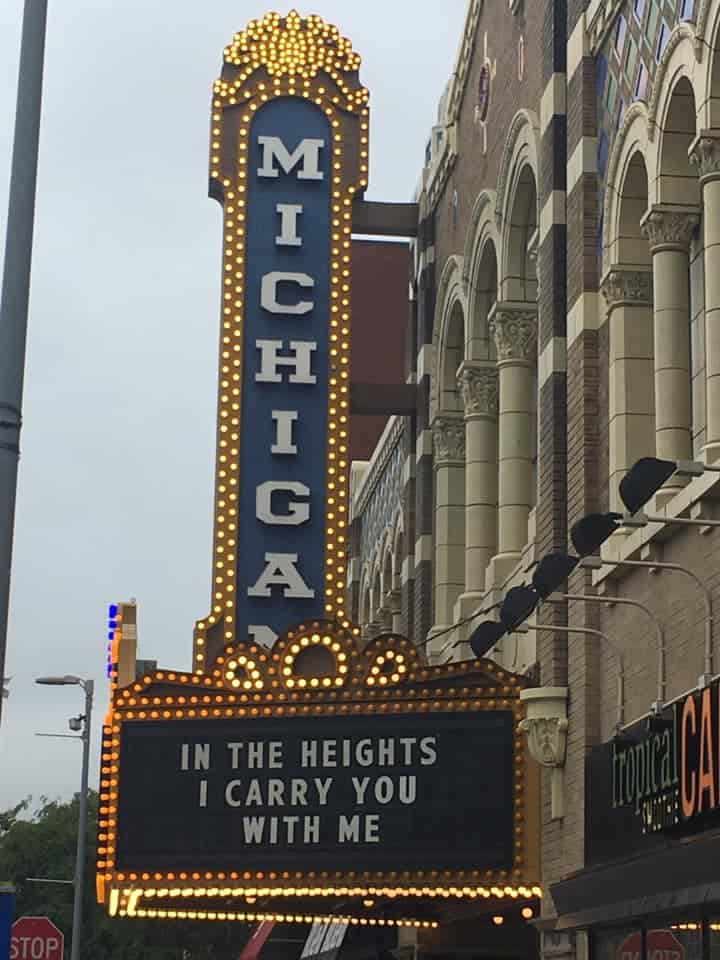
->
0 890 14 960
237 98 331 647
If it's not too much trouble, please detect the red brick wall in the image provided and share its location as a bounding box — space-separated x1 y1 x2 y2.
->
350 239 410 460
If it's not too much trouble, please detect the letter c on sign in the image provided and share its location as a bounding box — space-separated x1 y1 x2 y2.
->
681 694 698 818
261 272 314 315
256 482 310 525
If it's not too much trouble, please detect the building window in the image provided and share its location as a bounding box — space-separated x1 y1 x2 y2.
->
680 0 696 19
668 922 702 960
594 927 641 960
597 53 608 97
477 63 491 122
596 922 705 960
647 1 661 50
636 62 648 100
597 131 609 178
616 98 626 130
710 920 720 960
625 38 638 86
615 15 628 58
657 20 670 59
634 0 646 21
606 73 618 111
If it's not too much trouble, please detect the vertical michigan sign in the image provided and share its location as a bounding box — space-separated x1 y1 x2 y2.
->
194 12 369 668
96 11 541 926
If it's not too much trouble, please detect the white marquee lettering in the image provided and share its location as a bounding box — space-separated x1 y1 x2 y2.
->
276 203 303 246
271 410 299 455
225 780 243 807
255 340 317 385
261 271 314 316
256 481 310 526
248 552 315 599
257 136 325 180
338 814 381 844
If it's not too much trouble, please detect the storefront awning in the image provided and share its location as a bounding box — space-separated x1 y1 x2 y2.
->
551 828 720 928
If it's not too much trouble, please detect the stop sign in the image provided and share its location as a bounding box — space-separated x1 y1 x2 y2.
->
618 930 686 960
10 917 64 960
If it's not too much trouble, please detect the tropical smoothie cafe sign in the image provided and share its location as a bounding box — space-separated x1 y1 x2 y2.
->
96 11 540 927
586 674 720 863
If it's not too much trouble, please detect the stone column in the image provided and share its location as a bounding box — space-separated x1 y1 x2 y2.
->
690 131 720 461
600 267 655 513
385 588 402 634
488 303 538 585
431 414 465 635
456 363 498 612
641 205 699 492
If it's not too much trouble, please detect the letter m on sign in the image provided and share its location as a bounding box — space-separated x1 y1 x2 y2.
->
256 137 325 180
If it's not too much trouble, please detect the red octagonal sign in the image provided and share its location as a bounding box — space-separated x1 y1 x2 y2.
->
618 930 686 960
10 917 64 960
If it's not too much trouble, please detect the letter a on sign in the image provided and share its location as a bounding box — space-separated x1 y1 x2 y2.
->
192 11 370 663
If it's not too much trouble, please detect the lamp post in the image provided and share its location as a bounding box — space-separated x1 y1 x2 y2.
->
0 0 50 729
36 676 94 960
512 622 626 729
547 592 666 712
580 555 714 685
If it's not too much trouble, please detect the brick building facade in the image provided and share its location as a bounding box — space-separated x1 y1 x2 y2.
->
348 0 720 958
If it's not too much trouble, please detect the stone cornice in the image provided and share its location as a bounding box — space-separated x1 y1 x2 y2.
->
600 267 653 308
457 362 498 417
689 130 720 184
489 302 538 363
446 0 484 126
640 205 700 252
352 416 404 520
432 413 466 465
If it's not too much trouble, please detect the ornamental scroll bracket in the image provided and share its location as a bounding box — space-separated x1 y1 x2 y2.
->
519 687 569 820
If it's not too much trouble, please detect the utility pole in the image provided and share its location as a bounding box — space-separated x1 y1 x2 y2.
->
36 675 94 960
71 680 93 960
0 0 49 728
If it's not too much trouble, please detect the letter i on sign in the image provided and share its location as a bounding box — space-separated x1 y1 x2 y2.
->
193 12 371 667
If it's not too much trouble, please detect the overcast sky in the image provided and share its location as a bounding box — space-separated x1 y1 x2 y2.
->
0 1 467 810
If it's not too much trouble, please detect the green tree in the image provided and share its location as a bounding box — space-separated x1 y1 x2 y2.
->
0 792 250 960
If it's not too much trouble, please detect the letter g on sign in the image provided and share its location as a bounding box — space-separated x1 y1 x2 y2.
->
256 482 311 525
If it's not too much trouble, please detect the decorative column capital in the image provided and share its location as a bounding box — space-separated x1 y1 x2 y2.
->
432 414 465 465
600 266 653 308
457 363 498 418
689 130 720 184
640 204 700 253
489 302 538 363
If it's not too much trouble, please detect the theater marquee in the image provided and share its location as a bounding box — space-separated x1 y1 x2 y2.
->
97 12 540 926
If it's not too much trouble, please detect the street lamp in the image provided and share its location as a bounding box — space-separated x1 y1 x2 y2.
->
620 456 720 514
0 0 50 730
36 676 93 960
580 555 714 686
